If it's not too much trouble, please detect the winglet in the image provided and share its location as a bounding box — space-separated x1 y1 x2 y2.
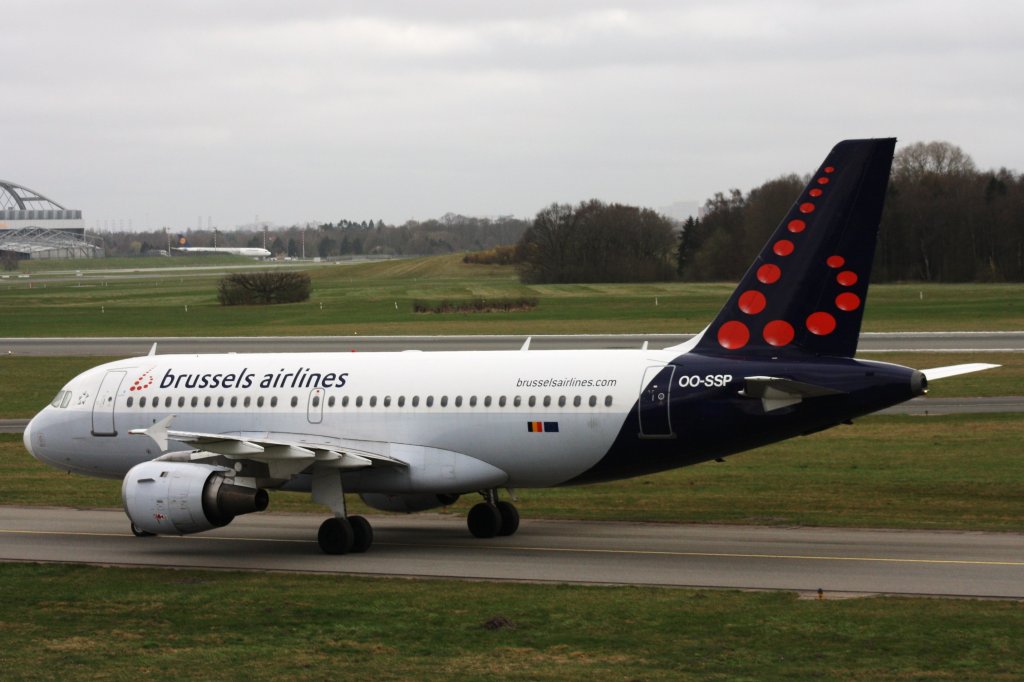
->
129 414 175 452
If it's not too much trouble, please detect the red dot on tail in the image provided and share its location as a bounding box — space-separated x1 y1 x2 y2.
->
809 188 823 197
806 312 837 335
763 320 795 347
817 177 830 185
717 321 750 350
757 264 781 284
826 255 845 268
773 240 794 257
787 219 806 233
824 166 835 173
738 290 766 315
799 202 816 214
836 292 861 311
837 270 858 286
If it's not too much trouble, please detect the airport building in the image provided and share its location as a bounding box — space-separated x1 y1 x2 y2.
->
0 180 103 260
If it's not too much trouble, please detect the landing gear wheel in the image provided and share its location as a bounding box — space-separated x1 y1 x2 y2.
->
348 515 374 553
495 501 520 537
467 502 502 538
318 517 354 555
130 523 155 537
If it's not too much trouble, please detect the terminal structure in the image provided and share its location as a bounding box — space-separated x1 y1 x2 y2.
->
0 180 103 260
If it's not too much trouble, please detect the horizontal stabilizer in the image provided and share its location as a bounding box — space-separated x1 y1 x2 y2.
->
921 363 1000 381
740 376 845 412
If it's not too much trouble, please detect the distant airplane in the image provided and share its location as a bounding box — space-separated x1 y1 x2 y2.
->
172 235 271 258
24 139 997 555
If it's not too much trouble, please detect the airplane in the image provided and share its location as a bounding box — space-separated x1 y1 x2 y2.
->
172 235 272 258
23 138 998 555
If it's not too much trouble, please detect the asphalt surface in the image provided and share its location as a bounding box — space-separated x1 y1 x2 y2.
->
1 507 1021 598
2 331 1023 356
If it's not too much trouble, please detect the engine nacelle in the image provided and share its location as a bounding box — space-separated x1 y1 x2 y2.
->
123 461 268 535
359 492 459 513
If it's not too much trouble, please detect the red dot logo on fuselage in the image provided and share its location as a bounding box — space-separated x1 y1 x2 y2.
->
130 368 156 392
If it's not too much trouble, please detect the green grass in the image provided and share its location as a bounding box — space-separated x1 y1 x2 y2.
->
6 413 1024 531
2 254 1023 336
1 563 1022 680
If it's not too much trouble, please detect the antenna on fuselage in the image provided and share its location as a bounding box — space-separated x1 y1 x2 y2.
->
148 342 158 357
520 337 531 351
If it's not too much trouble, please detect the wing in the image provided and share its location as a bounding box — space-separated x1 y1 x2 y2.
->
130 415 406 482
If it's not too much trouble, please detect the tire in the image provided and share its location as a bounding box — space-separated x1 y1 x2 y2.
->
130 523 155 537
317 517 354 554
467 502 502 539
495 501 520 537
348 515 374 553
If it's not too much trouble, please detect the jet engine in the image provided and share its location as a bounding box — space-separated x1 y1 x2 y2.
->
359 492 459 513
122 461 268 535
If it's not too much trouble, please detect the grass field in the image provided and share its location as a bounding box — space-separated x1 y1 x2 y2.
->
1 563 1022 680
2 254 1023 336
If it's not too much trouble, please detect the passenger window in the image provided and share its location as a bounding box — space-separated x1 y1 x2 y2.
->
140 397 147 407
217 397 224 407
291 396 299 408
342 396 349 407
573 395 581 407
440 396 449 407
484 396 491 407
383 396 391 407
356 396 363 407
426 396 434 407
370 396 378 407
412 396 420 407
589 395 597 407
60 392 72 409
192 396 199 408
605 395 613 407
270 396 278 407
328 396 335 407
499 396 507 407
543 396 551 407
312 396 320 407
528 396 536 407
558 396 566 407
178 397 185 408
152 396 159 407
127 397 134 407
455 396 463 407
165 397 172 408
231 396 238 407
256 396 264 408
513 396 521 407
469 396 477 407
398 396 405 407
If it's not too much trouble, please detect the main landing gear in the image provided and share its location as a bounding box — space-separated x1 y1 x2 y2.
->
467 489 520 539
313 466 374 555
317 515 373 555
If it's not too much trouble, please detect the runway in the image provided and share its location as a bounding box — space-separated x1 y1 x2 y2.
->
1 507 1022 598
2 331 1023 356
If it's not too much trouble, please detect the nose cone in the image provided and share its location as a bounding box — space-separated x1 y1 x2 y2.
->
23 415 36 458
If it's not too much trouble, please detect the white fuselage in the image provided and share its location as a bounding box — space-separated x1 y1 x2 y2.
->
26 348 674 490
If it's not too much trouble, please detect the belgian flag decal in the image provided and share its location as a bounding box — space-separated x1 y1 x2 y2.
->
527 421 559 433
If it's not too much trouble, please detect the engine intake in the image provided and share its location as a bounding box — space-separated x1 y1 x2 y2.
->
123 461 268 535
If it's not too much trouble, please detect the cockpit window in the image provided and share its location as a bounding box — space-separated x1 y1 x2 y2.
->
50 391 66 408
60 391 72 408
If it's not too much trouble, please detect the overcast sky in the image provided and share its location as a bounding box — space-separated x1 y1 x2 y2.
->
3 1 1021 231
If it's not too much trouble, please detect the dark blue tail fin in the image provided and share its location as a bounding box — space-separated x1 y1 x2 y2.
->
693 138 896 359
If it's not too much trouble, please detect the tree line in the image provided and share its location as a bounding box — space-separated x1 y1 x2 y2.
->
679 141 1024 282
